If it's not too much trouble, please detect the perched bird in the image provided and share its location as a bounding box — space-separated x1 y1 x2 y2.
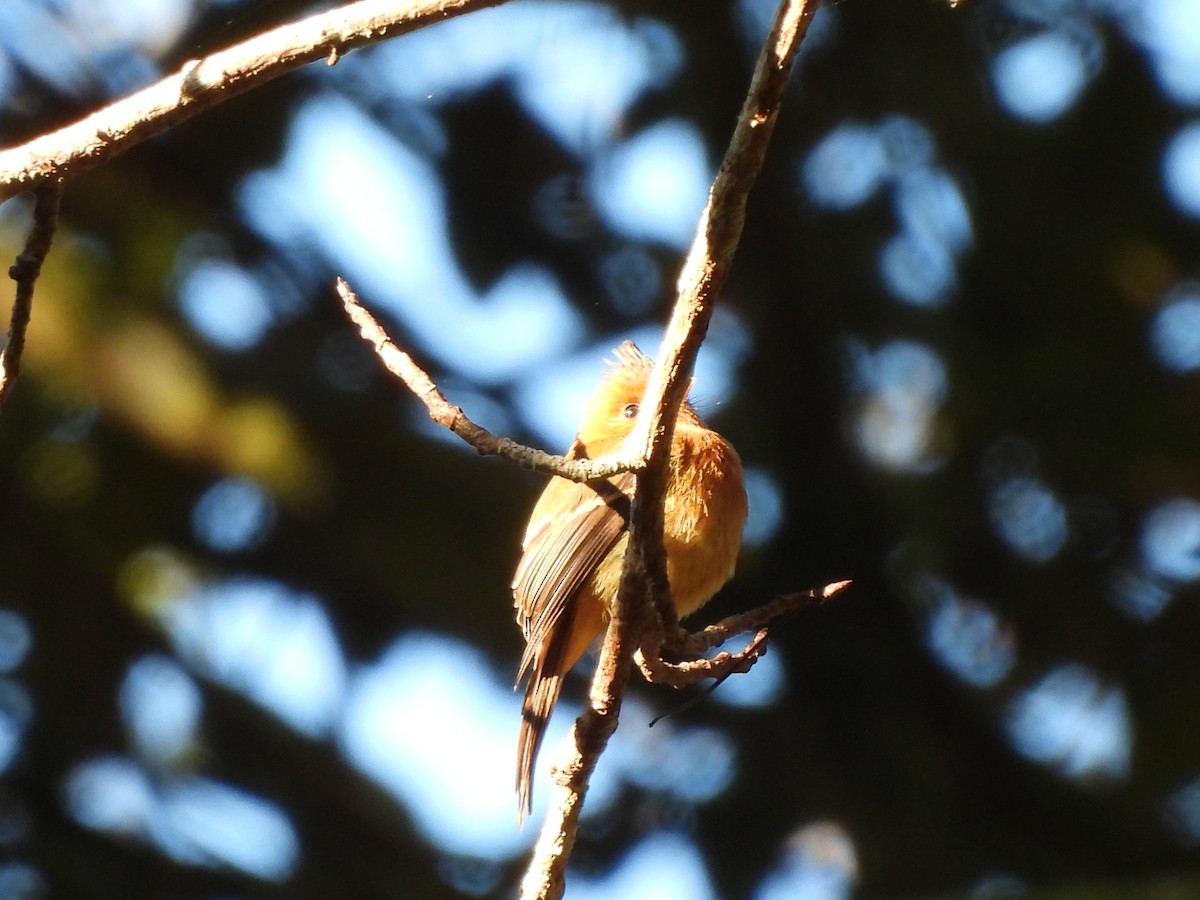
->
512 341 747 823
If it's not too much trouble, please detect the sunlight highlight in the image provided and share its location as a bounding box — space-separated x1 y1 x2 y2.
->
755 821 859 900
1006 663 1131 781
846 339 948 473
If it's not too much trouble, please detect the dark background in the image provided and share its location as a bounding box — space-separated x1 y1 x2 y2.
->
2 0 1200 897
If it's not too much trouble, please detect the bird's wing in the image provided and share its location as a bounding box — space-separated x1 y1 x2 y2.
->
512 471 634 685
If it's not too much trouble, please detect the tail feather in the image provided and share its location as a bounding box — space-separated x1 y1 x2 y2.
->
516 669 563 826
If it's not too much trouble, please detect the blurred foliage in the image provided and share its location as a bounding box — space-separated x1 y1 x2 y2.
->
3 0 1200 898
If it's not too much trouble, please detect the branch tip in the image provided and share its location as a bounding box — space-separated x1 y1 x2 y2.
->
823 579 852 598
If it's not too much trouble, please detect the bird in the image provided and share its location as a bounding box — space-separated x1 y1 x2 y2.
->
511 340 747 823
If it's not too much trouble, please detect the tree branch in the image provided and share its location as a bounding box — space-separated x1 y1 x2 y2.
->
635 580 851 689
0 181 63 410
521 2 821 897
336 278 643 481
0 0 506 202
634 0 822 648
674 579 851 656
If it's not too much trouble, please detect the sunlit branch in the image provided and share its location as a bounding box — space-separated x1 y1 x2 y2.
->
674 579 851 655
337 278 643 481
635 0 823 646
0 181 62 411
636 580 852 688
0 0 507 202
521 1 822 898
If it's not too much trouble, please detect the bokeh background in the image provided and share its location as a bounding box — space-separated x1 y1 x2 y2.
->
2 0 1200 897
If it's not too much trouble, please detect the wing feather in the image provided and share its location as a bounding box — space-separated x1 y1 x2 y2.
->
512 472 634 684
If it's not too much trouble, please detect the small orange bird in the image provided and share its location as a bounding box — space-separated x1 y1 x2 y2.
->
511 341 747 822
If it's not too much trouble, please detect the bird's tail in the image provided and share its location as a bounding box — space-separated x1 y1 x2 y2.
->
516 668 563 826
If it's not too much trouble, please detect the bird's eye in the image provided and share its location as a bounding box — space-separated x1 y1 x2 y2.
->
622 402 639 419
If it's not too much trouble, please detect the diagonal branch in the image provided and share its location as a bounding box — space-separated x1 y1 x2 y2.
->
0 181 63 410
634 0 822 651
336 278 643 482
521 2 822 898
0 0 506 202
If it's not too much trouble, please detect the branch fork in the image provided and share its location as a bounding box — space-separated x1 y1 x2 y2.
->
637 580 852 691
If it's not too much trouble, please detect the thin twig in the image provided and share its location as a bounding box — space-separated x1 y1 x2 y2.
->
336 278 642 481
0 0 507 202
636 580 852 688
674 579 852 656
520 2 821 898
638 627 771 691
0 181 63 410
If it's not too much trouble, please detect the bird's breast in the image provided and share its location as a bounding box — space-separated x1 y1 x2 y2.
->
662 429 748 618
